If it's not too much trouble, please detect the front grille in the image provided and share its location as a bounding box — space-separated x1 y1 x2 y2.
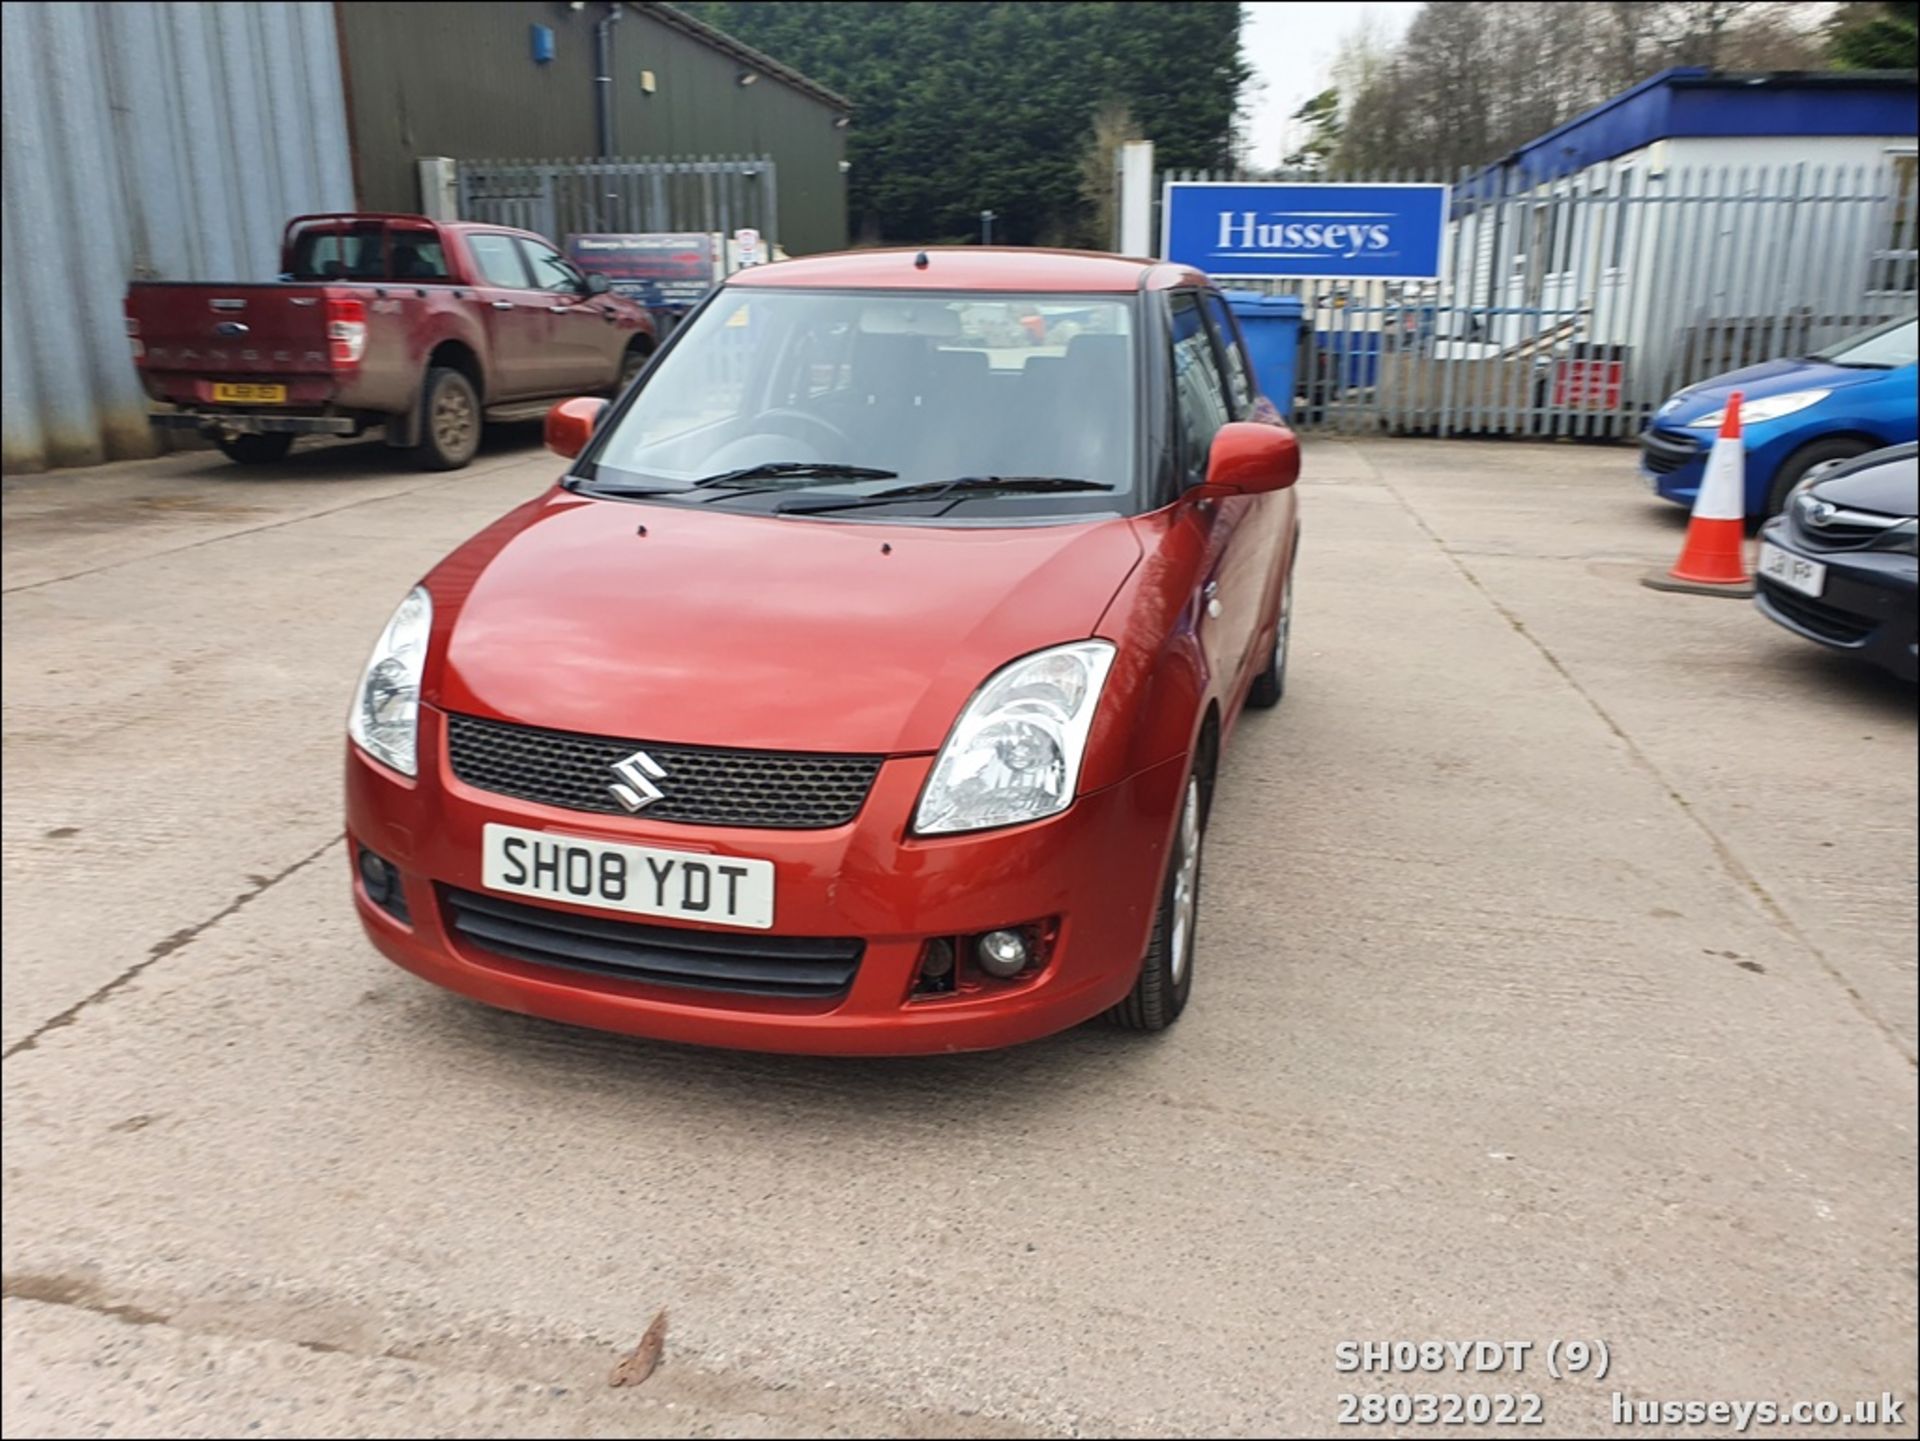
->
1789 495 1910 552
445 712 881 829
1758 581 1874 645
1639 429 1701 476
442 887 862 999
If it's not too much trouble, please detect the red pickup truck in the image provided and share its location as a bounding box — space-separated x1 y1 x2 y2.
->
126 214 657 469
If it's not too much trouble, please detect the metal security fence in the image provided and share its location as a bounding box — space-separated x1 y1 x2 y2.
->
1160 161 1917 439
457 155 778 253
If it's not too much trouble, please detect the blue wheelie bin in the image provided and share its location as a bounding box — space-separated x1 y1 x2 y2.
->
1221 291 1304 419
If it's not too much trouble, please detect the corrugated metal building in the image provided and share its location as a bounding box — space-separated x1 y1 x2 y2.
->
1 0 848 475
335 1 852 256
1 1 355 473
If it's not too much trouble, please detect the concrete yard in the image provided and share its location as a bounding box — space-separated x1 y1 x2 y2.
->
3 430 1915 1437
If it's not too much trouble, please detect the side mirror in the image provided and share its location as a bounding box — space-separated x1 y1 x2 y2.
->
583 271 612 296
1195 421 1300 498
545 397 608 459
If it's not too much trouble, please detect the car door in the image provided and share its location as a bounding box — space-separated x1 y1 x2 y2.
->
1202 290 1289 671
1168 291 1259 696
515 235 623 392
463 232 549 401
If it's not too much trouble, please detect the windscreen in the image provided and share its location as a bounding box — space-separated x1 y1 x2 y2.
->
586 288 1139 518
1814 316 1917 369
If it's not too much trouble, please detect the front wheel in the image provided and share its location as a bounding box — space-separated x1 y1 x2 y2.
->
1105 765 1206 1032
1245 562 1295 710
1763 437 1875 518
617 340 652 392
214 432 294 466
411 366 482 471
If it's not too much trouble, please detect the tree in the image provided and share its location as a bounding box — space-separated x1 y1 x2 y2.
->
1281 88 1341 171
1828 1 1920 67
1078 103 1144 251
1328 1 1835 176
683 2 1250 245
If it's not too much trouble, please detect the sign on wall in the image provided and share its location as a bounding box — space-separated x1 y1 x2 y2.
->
565 233 720 309
1162 182 1449 281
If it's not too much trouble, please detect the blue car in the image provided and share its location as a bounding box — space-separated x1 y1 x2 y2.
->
1640 315 1918 519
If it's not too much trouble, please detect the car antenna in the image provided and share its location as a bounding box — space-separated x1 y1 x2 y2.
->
914 251 929 270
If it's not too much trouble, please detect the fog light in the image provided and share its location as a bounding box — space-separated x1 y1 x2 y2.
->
356 846 408 923
920 938 955 979
357 847 391 902
976 929 1029 978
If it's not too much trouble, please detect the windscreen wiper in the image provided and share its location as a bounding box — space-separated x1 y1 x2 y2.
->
690 461 898 489
564 460 897 500
777 475 1114 516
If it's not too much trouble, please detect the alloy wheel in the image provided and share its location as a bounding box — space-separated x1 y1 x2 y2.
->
434 387 475 455
1273 569 1294 676
1169 775 1202 984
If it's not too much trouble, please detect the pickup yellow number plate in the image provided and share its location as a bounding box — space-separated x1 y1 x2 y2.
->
211 382 287 404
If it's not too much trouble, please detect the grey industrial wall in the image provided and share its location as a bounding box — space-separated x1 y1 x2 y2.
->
336 2 849 255
1 1 355 473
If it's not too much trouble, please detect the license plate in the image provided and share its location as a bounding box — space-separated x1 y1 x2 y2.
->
481 823 774 929
1759 541 1826 598
211 382 286 404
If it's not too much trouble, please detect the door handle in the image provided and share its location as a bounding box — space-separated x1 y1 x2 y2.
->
490 300 513 311
549 305 573 314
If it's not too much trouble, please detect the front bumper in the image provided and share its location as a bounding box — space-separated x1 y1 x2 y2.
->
1638 425 1794 513
1753 520 1919 681
1638 427 1707 505
346 706 1188 1054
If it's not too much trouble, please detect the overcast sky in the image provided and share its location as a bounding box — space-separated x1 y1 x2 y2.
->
1241 1 1424 169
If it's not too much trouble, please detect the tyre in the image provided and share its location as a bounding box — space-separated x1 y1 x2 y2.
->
1245 560 1295 710
1763 436 1875 518
214 432 294 465
617 341 652 392
1105 762 1207 1032
412 366 482 471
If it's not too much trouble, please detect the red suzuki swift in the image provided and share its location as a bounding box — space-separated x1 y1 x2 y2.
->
346 250 1301 1055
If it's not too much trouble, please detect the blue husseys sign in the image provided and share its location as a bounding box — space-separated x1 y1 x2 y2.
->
1162 182 1449 281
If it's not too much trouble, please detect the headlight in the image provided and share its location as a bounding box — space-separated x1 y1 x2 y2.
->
1786 470 1828 508
913 641 1116 835
348 586 431 776
1686 390 1830 428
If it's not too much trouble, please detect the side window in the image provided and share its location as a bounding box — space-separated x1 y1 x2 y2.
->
518 238 588 295
1202 293 1255 418
1169 293 1232 485
468 234 532 289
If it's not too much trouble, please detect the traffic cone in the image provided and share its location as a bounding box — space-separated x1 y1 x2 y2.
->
1642 391 1755 597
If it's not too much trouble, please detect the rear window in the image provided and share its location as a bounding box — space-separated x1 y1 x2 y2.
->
389 233 450 281
283 223 452 283
285 223 386 282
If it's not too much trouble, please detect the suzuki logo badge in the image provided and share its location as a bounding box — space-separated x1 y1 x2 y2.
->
608 750 667 812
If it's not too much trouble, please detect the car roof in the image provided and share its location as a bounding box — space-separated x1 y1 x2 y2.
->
727 247 1209 294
